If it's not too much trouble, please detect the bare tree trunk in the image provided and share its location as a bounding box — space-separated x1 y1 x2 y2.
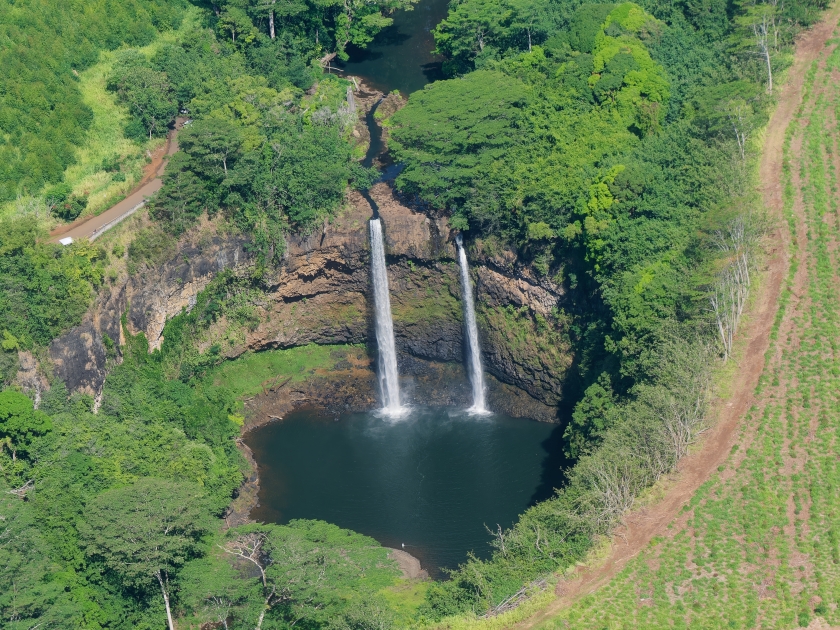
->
728 109 747 160
156 571 175 630
753 17 773 93
269 10 275 39
710 216 753 361
764 45 773 93
255 585 276 630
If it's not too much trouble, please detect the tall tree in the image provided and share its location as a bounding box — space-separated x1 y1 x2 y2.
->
179 119 245 179
78 478 212 630
218 5 259 46
252 0 306 38
734 2 779 93
0 390 52 461
108 63 178 139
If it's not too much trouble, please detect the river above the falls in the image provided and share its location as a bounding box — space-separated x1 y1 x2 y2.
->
339 0 448 94
246 408 566 578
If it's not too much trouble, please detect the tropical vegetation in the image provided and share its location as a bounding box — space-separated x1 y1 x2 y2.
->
0 0 834 627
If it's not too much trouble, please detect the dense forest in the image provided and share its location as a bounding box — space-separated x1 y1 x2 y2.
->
0 0 831 627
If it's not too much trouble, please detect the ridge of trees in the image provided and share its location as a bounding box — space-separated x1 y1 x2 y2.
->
0 0 833 627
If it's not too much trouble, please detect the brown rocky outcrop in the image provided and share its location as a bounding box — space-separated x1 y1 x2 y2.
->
48 234 252 395
49 323 107 398
14 351 49 407
49 182 571 420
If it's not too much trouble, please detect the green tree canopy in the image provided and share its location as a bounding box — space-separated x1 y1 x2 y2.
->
78 478 212 630
108 53 179 139
389 70 527 213
0 390 52 459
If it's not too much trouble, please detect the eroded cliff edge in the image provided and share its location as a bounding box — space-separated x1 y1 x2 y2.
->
49 183 572 421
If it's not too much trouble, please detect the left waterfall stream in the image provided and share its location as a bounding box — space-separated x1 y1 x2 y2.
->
359 92 405 414
369 217 405 416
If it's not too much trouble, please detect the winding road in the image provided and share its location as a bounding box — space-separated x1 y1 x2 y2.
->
49 121 182 244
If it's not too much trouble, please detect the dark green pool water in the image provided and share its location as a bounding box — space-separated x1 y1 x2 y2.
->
246 408 566 578
339 0 448 95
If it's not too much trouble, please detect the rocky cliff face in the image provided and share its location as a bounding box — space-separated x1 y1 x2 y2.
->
48 234 252 396
49 183 572 420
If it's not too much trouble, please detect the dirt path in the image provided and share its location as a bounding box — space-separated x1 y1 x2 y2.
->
512 5 840 628
49 122 182 244
387 548 430 580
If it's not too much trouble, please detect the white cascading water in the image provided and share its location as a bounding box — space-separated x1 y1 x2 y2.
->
455 234 489 414
370 219 405 416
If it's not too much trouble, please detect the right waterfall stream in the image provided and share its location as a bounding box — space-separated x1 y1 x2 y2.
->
455 234 489 414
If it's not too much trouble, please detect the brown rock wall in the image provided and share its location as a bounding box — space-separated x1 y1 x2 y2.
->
49 184 571 419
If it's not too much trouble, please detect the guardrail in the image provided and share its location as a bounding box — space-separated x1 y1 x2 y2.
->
88 200 148 242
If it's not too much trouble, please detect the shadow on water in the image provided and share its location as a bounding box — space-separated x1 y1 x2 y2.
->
362 99 384 170
339 0 450 95
360 99 384 219
528 423 573 506
421 61 445 84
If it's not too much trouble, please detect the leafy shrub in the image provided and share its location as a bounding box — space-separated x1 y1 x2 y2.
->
53 193 89 222
127 226 177 271
0 216 104 346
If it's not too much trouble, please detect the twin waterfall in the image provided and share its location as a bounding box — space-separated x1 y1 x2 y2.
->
369 220 488 415
455 234 488 414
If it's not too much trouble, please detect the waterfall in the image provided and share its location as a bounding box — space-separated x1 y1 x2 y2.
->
456 235 489 414
370 219 405 416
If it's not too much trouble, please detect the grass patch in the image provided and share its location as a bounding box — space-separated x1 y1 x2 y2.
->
381 580 431 624
205 344 365 399
430 586 557 630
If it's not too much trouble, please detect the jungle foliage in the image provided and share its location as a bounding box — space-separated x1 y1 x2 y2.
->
0 0 835 627
0 216 105 348
0 0 391 350
0 0 413 203
0 289 402 628
133 9 383 262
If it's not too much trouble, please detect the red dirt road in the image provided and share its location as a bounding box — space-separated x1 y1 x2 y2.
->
49 123 181 244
